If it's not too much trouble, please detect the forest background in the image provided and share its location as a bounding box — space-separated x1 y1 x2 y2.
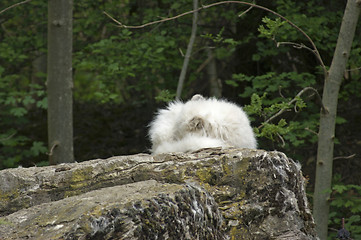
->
0 0 361 238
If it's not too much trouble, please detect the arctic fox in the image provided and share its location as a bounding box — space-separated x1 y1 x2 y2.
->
148 94 257 154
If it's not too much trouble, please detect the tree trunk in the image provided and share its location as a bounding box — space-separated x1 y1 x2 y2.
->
206 48 222 98
47 0 74 165
176 0 198 100
313 0 360 238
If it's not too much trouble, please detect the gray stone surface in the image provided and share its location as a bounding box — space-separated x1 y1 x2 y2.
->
0 148 319 239
0 180 225 240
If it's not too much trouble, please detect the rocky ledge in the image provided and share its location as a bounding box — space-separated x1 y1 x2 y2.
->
0 148 318 239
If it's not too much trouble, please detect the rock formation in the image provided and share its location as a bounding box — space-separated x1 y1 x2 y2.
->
0 148 318 239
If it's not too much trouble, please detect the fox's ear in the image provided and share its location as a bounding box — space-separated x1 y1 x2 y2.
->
191 94 204 101
188 116 205 131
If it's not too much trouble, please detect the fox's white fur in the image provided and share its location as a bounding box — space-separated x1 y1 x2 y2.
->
149 94 257 154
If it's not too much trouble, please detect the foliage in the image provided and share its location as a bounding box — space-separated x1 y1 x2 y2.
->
201 27 241 60
258 17 286 40
328 174 361 239
226 71 319 150
0 0 360 207
74 29 182 104
0 3 360 239
222 0 360 159
0 0 48 169
0 77 48 168
154 89 176 103
0 0 204 168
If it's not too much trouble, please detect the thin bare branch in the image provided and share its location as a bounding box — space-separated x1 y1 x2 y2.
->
277 41 311 50
47 141 59 156
278 86 286 99
176 0 199 100
238 0 255 17
103 11 124 27
277 132 286 147
277 42 321 62
104 1 326 74
304 127 318 136
0 132 16 142
346 66 361 72
0 0 32 15
258 87 327 129
196 52 215 73
333 154 356 161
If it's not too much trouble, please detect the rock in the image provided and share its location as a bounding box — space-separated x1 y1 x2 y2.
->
0 180 225 239
0 148 319 239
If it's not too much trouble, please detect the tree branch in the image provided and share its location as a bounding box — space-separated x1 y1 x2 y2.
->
0 132 16 142
104 1 326 74
277 132 286 147
196 52 215 73
305 127 318 136
276 41 322 64
346 66 361 72
103 11 123 26
333 154 356 161
238 1 255 17
175 0 199 100
0 0 32 15
47 141 59 156
258 87 326 129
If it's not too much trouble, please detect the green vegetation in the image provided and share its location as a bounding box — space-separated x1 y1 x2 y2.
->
329 174 361 239
0 0 360 238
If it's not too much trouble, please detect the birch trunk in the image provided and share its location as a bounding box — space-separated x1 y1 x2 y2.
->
313 0 360 238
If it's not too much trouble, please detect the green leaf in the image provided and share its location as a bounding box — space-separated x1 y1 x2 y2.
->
155 90 175 103
348 215 361 224
333 184 348 193
258 17 287 39
10 107 27 117
30 141 47 156
336 116 347 125
23 95 35 106
35 161 49 167
155 47 164 53
36 97 48 109
225 80 239 87
252 54 261 61
5 96 17 105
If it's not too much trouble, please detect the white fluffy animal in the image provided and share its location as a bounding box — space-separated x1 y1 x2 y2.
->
148 94 257 154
